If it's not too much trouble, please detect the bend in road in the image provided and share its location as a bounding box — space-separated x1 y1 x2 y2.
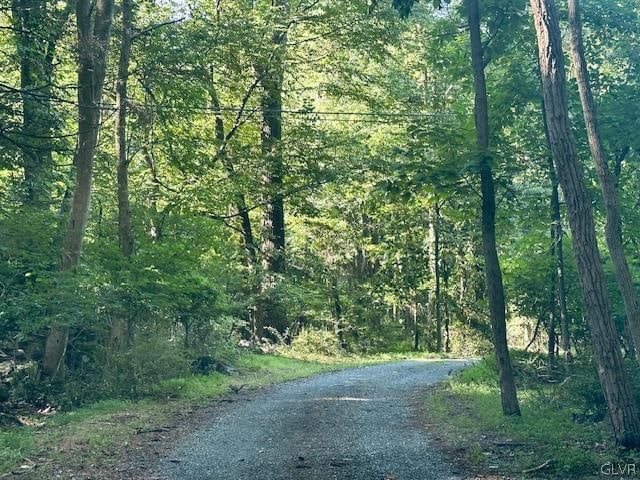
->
161 360 470 480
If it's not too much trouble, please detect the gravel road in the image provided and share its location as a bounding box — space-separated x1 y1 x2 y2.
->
159 360 469 480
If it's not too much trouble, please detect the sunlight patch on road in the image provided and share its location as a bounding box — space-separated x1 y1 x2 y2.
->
314 397 372 402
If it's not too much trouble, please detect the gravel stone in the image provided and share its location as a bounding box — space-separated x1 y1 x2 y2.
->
159 360 469 480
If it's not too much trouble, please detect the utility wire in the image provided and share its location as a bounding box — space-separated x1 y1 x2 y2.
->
0 86 454 118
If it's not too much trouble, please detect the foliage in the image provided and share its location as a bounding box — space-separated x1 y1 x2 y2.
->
288 327 344 357
427 353 640 477
0 0 639 457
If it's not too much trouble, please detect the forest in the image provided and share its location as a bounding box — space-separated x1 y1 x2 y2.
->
1 0 640 477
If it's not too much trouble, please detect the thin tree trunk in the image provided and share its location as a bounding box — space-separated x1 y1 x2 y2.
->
61 0 114 269
567 0 640 356
443 253 451 353
413 302 420 351
543 103 571 359
548 158 571 360
530 0 640 448
466 0 520 416
141 107 162 242
110 0 135 351
115 0 134 258
541 100 567 363
428 204 442 352
43 0 115 377
331 277 347 349
547 162 558 362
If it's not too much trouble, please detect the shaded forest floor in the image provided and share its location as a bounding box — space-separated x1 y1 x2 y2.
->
0 352 438 479
423 355 640 479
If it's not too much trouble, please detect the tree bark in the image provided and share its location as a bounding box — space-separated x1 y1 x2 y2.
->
530 0 640 448
115 0 135 258
567 0 640 356
255 0 289 338
428 204 442 352
466 0 520 416
43 0 115 378
331 277 347 349
61 0 115 270
110 0 135 351
41 326 69 378
548 158 570 360
11 0 70 204
443 253 451 353
542 98 571 361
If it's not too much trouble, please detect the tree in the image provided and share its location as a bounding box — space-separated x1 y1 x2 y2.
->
42 0 115 377
530 0 640 448
207 69 257 265
541 100 571 361
254 0 289 338
11 0 72 204
108 0 135 350
567 0 640 357
548 157 570 360
428 203 442 352
116 0 134 259
465 0 520 416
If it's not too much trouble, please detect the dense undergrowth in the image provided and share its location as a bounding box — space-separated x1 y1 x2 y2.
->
1 327 451 412
425 351 640 478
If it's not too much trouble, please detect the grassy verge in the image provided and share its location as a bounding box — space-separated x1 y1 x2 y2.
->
0 351 429 477
425 354 637 479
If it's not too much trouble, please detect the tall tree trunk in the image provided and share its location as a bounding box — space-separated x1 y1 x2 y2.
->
547 288 557 361
548 157 571 360
466 0 520 416
547 157 557 362
11 0 65 205
428 204 442 352
115 0 134 258
61 0 114 270
542 98 570 362
110 0 135 350
42 0 115 378
255 0 288 338
567 0 640 356
530 0 640 448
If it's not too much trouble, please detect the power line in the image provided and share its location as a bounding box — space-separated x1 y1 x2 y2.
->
0 86 455 118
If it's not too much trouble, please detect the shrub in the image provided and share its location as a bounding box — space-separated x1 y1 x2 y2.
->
102 337 191 399
289 327 343 357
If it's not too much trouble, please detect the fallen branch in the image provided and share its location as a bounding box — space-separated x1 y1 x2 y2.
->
522 459 552 474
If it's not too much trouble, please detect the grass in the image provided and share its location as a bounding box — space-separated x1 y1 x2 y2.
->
0 351 432 477
425 355 638 479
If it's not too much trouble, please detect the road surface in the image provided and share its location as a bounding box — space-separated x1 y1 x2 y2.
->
160 360 469 480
